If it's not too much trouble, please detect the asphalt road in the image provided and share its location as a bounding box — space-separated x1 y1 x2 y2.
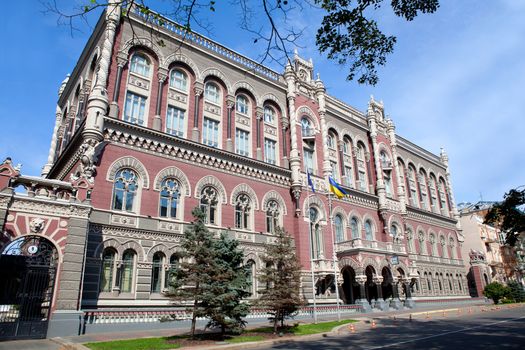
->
265 306 525 350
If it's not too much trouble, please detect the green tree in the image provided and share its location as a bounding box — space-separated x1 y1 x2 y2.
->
169 207 251 338
44 0 441 85
169 207 217 338
507 281 525 303
256 227 303 333
202 233 251 337
483 282 510 304
484 187 525 246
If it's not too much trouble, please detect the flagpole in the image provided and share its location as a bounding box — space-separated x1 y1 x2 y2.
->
327 182 342 321
306 172 318 323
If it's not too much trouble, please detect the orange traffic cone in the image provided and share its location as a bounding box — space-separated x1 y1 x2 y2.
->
409 314 412 322
371 320 377 328
442 311 446 317
349 324 356 333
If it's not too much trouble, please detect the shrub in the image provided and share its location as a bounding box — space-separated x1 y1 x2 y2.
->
483 282 511 304
507 281 525 303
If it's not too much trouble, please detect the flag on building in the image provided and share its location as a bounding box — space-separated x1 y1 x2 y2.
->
307 171 315 193
329 176 347 199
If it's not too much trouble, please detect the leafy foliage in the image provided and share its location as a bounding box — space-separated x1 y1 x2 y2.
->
484 188 525 246
507 280 525 303
169 207 250 338
315 0 439 85
256 227 303 333
483 282 510 304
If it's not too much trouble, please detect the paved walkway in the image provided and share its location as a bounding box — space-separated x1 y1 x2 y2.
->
0 301 496 350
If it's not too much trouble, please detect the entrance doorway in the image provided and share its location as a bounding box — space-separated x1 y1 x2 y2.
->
0 236 58 340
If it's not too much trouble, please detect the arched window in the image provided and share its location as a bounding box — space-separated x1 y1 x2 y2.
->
356 143 368 192
427 273 432 291
245 260 256 296
159 178 180 219
342 136 353 187
112 169 138 212
449 237 457 259
100 248 116 292
408 166 419 207
350 217 360 239
309 207 322 259
440 236 448 258
204 82 220 104
264 106 275 123
130 54 150 77
407 229 415 252
169 69 187 91
418 231 426 255
419 169 429 210
236 95 249 114
390 224 398 239
429 233 437 256
166 254 179 291
327 132 336 149
120 249 136 293
200 186 218 225
429 174 439 212
301 117 314 137
234 193 251 230
334 214 344 242
151 252 165 293
381 151 393 197
266 199 280 234
364 220 373 241
438 178 449 215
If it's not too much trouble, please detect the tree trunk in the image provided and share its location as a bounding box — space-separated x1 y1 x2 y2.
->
191 298 198 338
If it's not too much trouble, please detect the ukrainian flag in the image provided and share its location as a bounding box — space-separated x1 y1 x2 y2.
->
329 176 348 199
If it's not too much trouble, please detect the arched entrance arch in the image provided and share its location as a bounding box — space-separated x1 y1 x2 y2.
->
341 266 360 304
381 266 394 300
365 265 377 302
0 235 59 340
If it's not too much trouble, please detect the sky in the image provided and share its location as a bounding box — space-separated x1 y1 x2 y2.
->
0 0 524 204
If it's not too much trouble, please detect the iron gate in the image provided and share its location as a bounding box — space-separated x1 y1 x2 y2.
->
0 236 58 340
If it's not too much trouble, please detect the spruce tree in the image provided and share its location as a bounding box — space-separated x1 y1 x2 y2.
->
169 207 251 338
256 227 303 333
202 234 251 336
168 207 217 338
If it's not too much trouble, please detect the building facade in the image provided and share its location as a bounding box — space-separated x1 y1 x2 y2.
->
0 2 472 340
458 202 525 297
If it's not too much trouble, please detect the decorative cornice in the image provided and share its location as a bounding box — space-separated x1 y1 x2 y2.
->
407 206 457 230
9 196 91 218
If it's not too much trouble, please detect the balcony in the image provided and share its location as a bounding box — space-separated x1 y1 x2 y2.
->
336 238 407 255
381 160 393 171
301 127 316 140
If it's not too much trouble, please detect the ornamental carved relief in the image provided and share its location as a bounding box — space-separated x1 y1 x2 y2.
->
70 140 108 184
29 218 46 233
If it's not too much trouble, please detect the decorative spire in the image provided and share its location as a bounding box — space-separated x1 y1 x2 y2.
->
58 74 70 97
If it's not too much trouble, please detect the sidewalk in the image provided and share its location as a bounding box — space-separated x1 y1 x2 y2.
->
0 301 496 350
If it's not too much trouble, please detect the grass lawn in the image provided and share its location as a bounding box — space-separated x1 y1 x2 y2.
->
84 319 357 349
292 319 357 335
84 337 180 350
225 335 266 343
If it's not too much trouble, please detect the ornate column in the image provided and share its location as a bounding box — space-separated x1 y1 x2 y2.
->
281 117 289 168
284 64 302 215
389 274 403 310
41 105 63 176
153 67 168 131
373 275 388 310
315 79 331 178
192 82 204 142
386 119 406 214
440 148 463 234
226 95 234 152
83 0 120 142
367 99 387 211
108 52 128 118
355 274 371 311
256 106 263 160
